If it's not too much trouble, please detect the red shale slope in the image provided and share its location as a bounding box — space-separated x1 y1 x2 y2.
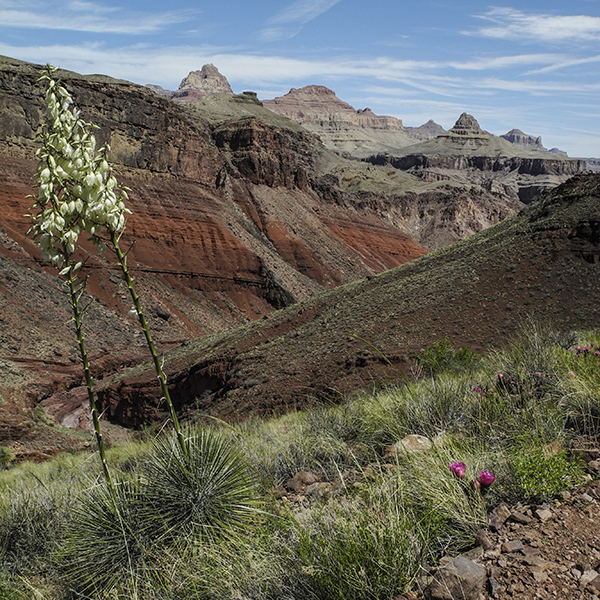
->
0 56 426 450
95 173 600 426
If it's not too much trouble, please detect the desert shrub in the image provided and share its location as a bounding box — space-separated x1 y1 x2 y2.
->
414 338 479 377
283 488 423 600
510 443 584 502
0 448 14 470
0 480 68 572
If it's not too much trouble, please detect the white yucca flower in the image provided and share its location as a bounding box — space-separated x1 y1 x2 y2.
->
28 64 131 268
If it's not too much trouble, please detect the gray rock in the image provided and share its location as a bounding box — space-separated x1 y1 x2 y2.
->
475 529 493 551
501 540 524 554
487 512 503 532
387 434 432 455
493 503 512 523
427 556 486 600
509 511 531 524
581 570 600 588
535 508 553 522
487 576 503 598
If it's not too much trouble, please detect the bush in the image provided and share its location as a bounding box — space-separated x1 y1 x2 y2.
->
0 447 14 470
60 480 158 596
511 444 584 502
415 338 478 377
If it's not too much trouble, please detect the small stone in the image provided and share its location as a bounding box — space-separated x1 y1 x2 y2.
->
387 434 432 455
488 512 503 532
494 503 512 523
501 540 524 554
285 471 318 492
581 571 600 588
580 493 594 503
476 529 494 551
588 460 600 474
488 576 503 597
523 556 550 571
559 490 572 501
427 556 486 600
535 508 553 522
509 511 531 524
589 575 600 592
533 571 548 583
572 569 583 580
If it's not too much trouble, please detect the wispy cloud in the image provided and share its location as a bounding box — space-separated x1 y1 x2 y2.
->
471 8 600 43
0 0 196 35
449 53 562 71
526 54 600 75
260 0 342 41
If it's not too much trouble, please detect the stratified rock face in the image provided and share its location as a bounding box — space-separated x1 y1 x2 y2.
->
96 172 600 426
0 55 431 438
365 113 586 204
501 128 547 151
264 85 415 157
170 64 234 103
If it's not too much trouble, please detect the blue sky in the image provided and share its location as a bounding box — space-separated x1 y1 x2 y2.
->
1 0 599 157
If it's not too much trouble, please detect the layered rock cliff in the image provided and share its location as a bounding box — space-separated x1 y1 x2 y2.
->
501 128 546 151
366 114 586 204
0 55 432 447
263 85 417 158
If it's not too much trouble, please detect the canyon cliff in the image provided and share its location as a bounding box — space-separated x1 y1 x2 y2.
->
0 56 582 454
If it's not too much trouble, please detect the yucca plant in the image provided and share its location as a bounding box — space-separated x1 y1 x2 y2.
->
60 480 163 597
28 65 117 486
138 426 261 544
30 65 187 461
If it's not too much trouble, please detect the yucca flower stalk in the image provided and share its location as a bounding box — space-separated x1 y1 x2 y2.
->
31 65 187 458
28 65 114 488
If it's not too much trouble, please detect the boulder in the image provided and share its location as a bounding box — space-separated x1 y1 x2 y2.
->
427 556 486 600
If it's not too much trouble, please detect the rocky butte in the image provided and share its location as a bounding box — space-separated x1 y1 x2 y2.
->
263 84 440 158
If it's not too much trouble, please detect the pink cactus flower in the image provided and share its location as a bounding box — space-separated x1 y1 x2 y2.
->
479 471 495 487
449 462 466 479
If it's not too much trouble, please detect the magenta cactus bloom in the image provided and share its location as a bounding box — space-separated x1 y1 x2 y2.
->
449 462 466 479
498 372 504 379
471 478 481 490
478 470 495 487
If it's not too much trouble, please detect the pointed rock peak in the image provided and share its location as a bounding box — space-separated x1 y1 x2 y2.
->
450 113 485 136
177 64 233 95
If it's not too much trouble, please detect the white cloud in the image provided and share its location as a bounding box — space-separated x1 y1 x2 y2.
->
260 0 342 41
472 8 600 43
449 53 562 71
526 54 600 75
0 1 195 35
475 77 600 94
